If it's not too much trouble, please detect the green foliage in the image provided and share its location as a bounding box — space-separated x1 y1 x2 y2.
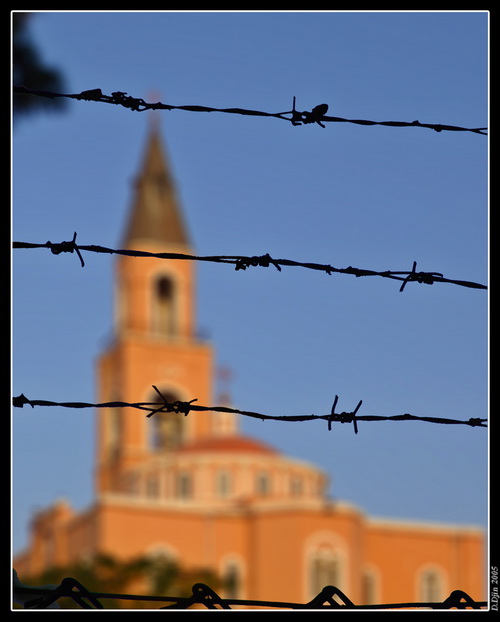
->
17 552 224 609
12 12 67 121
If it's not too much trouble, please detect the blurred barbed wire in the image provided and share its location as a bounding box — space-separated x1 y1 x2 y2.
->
13 573 488 610
13 390 487 435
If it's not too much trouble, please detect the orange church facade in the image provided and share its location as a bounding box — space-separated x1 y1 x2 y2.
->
13 126 485 607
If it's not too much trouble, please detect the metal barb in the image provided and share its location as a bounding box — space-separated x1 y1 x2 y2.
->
13 238 487 291
149 385 197 417
13 86 488 134
399 261 444 292
46 232 85 267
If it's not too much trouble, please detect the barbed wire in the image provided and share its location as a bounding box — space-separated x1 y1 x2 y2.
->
13 86 488 135
12 389 487 435
13 234 487 292
13 576 487 610
13 73 488 612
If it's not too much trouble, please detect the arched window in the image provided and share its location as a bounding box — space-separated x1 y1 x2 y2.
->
176 471 192 499
419 568 444 602
256 472 271 497
123 471 140 496
290 476 303 497
310 546 341 596
224 560 241 599
145 546 178 595
149 389 185 451
152 275 176 337
216 470 232 498
361 568 378 605
107 408 121 458
146 473 160 498
42 533 55 568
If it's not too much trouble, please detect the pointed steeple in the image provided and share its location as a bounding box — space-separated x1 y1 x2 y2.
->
121 122 191 249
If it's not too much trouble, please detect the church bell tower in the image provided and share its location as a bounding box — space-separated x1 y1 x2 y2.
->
94 122 235 496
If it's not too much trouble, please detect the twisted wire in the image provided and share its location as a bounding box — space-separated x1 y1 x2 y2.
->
13 235 487 292
12 391 487 435
13 86 488 135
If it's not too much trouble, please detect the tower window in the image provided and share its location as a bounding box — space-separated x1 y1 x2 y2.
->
152 275 176 337
157 275 172 298
107 408 121 458
148 390 185 451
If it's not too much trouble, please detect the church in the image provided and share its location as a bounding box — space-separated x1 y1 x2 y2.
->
13 123 485 607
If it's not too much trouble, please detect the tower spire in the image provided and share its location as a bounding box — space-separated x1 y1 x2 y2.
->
121 120 190 249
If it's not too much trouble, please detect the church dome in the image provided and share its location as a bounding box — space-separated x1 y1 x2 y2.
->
175 435 279 455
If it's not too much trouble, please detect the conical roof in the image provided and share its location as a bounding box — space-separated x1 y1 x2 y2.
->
121 125 191 249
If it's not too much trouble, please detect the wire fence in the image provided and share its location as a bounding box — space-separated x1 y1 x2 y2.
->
13 86 488 135
13 576 488 610
13 234 487 292
13 388 487 435
13 79 488 609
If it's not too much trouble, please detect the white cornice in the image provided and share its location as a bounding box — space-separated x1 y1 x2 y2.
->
366 515 485 533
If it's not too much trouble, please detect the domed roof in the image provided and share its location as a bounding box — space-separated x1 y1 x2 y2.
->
176 435 278 455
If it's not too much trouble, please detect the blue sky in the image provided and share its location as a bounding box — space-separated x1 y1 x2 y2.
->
12 11 488 555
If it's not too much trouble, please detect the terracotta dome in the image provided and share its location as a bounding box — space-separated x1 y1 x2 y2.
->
175 435 278 455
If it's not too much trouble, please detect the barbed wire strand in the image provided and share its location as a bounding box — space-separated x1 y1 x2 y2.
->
13 235 487 292
13 579 487 610
12 82 488 610
13 86 488 135
12 391 487 434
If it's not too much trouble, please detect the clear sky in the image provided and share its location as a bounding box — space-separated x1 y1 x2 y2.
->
12 11 489 555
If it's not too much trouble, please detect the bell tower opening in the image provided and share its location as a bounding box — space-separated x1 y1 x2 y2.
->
152 274 176 337
148 389 185 451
